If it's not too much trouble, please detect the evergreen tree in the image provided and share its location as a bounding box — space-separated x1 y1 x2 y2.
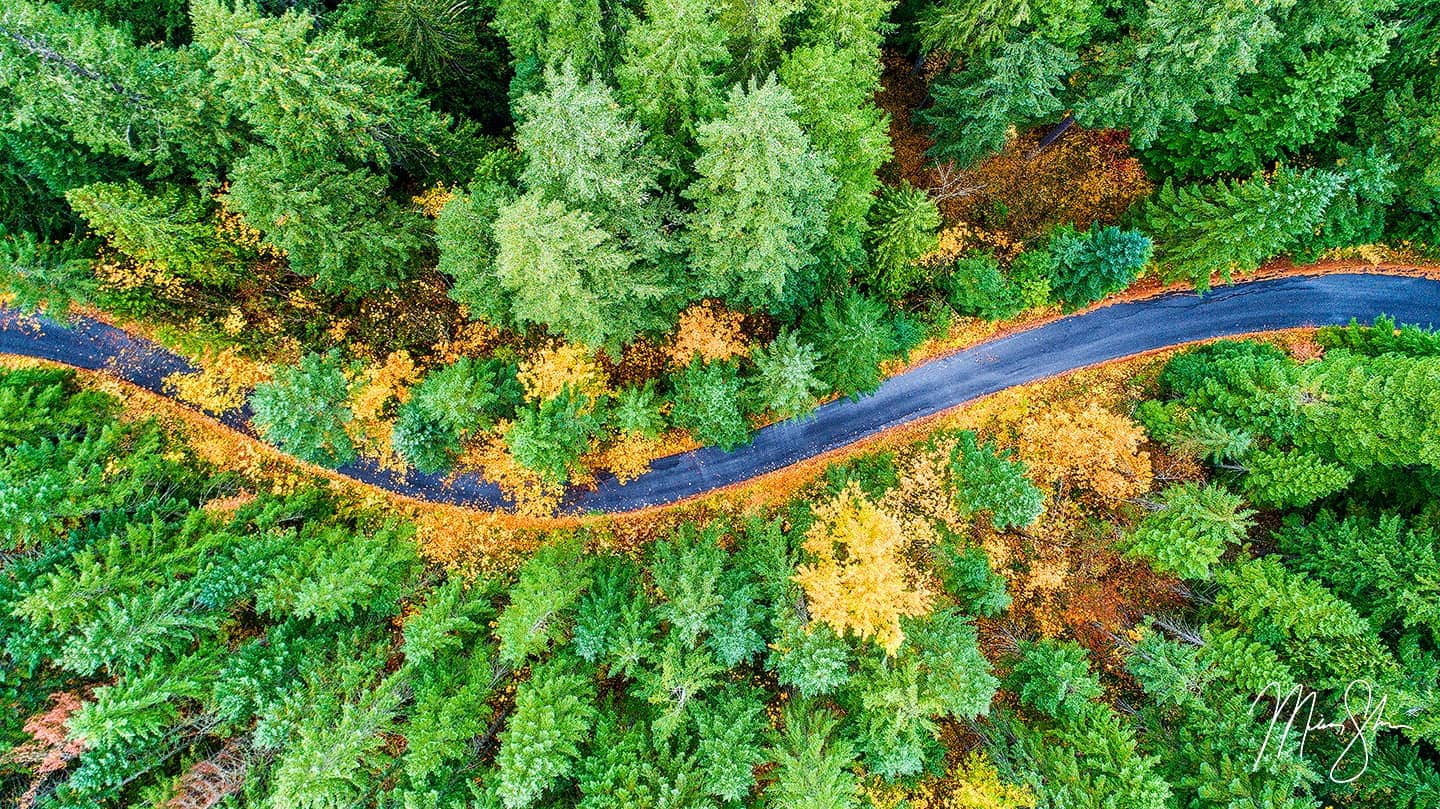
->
919 34 1076 168
494 538 593 668
779 42 891 265
803 291 897 399
770 607 853 698
435 167 520 325
684 76 837 312
1007 639 1102 721
864 182 940 299
948 430 1044 531
1124 483 1255 580
266 680 403 809
1241 447 1353 509
495 657 597 809
192 0 452 170
225 147 427 296
492 0 608 77
609 382 667 438
1076 0 1285 148
1046 223 1152 311
694 685 766 801
0 0 231 180
392 357 520 473
515 62 670 250
764 702 861 809
616 0 730 173
249 350 356 468
65 181 240 284
942 252 1025 320
492 191 670 351
505 386 604 485
747 330 826 420
1136 166 1345 289
668 358 751 451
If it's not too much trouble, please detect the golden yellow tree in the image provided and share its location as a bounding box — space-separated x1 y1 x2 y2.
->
1017 402 1153 504
345 351 418 472
165 346 272 414
793 482 933 655
517 341 609 402
667 300 749 367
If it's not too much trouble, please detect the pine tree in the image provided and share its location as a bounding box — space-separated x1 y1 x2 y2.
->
747 330 826 420
684 76 837 312
1007 639 1103 721
224 147 427 296
516 62 669 248
0 0 231 180
764 702 860 809
248 351 356 468
392 357 520 473
1076 0 1284 148
1046 223 1152 311
803 291 897 398
492 0 607 76
494 538 593 668
948 430 1044 531
491 191 670 351
779 42 891 265
266 680 404 809
495 657 597 809
1240 447 1353 509
1124 483 1254 580
65 181 240 284
769 607 853 697
1136 165 1344 290
668 358 751 451
616 0 730 173
919 34 1076 168
192 0 452 170
695 685 766 801
864 182 940 299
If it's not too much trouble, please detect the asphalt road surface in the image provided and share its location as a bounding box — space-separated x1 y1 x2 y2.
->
4 272 1439 514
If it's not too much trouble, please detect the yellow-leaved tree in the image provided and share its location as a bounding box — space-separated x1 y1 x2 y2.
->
165 346 272 414
667 300 749 367
1017 402 1153 504
517 341 608 402
793 482 933 655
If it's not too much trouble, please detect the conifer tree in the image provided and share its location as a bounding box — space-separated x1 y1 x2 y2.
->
668 358 750 451
864 182 940 299
919 34 1076 168
249 350 356 468
1046 224 1152 311
495 657 597 809
66 181 239 285
748 330 826 420
1136 166 1345 289
684 76 836 312
948 431 1044 531
1124 483 1254 580
494 539 593 668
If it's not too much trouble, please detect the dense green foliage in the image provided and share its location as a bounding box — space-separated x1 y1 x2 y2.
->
7 318 1440 806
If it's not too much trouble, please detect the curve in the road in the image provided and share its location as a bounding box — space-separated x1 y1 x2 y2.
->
4 272 1439 514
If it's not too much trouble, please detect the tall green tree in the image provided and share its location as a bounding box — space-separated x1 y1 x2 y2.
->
684 76 836 312
192 0 453 171
1124 483 1255 580
1046 224 1151 311
669 358 750 451
1076 0 1284 148
616 0 730 173
748 330 826 420
918 34 1076 168
504 385 605 484
249 350 356 468
864 182 940 299
779 42 891 266
1136 166 1344 289
65 181 240 284
495 657 598 809
224 147 427 296
491 191 671 351
948 431 1043 531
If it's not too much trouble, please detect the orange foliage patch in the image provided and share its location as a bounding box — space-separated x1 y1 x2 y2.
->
667 300 750 367
517 341 610 402
345 351 419 473
944 127 1153 243
1017 402 1153 506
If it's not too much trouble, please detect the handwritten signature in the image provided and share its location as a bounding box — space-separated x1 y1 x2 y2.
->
1250 680 1414 783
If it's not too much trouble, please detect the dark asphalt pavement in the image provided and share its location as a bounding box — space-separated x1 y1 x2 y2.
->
4 272 1438 514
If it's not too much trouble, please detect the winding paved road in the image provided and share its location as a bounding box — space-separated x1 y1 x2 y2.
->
4 272 1440 514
